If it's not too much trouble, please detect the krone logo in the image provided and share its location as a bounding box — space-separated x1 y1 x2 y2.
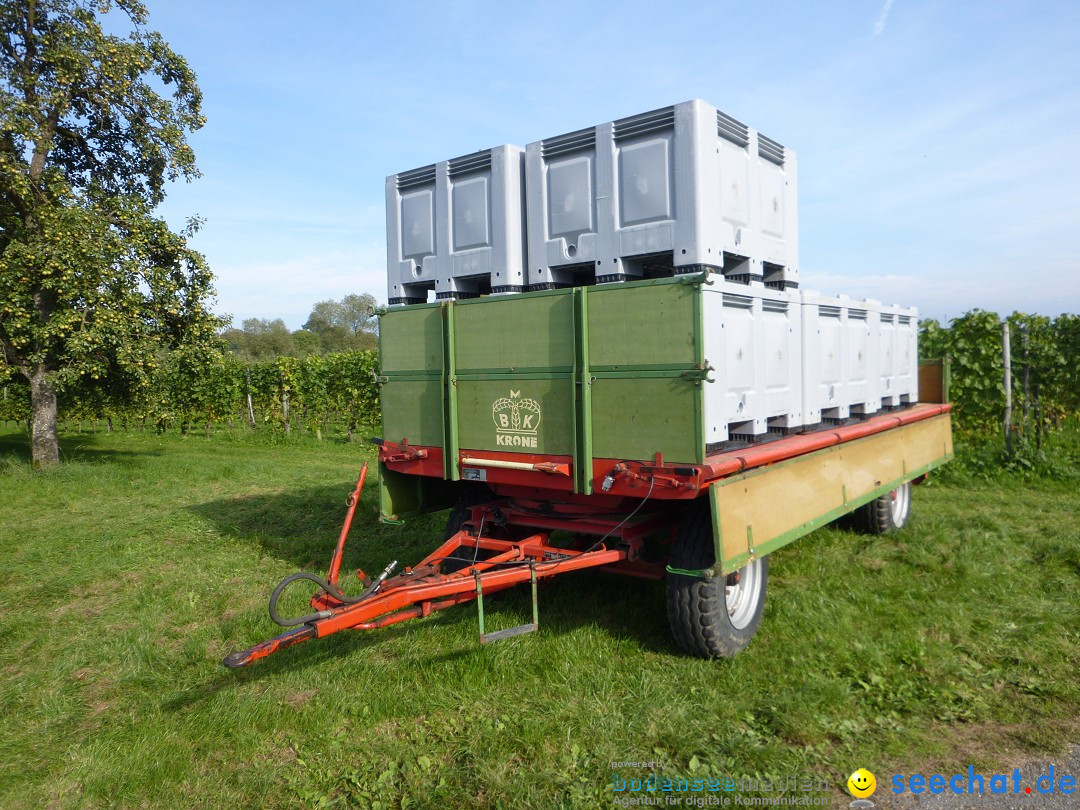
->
492 390 541 448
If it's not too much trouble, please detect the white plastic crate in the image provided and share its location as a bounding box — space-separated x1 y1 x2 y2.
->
386 145 526 304
800 292 882 423
875 304 919 407
525 99 798 291
702 281 802 444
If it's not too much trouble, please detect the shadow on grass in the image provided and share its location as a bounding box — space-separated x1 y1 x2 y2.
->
167 574 676 713
0 431 164 466
189 484 393 571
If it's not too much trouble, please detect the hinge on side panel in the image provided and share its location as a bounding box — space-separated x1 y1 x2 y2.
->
680 364 714 382
372 437 428 462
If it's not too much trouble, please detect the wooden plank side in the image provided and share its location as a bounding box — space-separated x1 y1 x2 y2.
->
918 362 945 404
712 413 953 569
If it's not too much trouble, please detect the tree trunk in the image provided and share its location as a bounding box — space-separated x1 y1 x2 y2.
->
28 367 60 468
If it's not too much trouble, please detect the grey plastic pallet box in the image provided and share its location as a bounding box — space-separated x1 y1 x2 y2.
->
386 145 526 305
702 280 803 444
525 99 798 291
876 303 919 408
800 292 918 423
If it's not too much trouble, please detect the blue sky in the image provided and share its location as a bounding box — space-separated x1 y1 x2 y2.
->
146 0 1080 328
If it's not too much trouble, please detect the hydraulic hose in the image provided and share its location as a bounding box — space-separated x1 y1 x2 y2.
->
268 561 397 627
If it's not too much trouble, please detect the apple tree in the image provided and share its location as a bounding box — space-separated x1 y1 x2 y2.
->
0 0 219 466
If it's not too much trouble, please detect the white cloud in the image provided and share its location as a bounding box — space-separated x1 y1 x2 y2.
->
873 0 895 36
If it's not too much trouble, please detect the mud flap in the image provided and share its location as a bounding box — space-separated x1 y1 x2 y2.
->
379 462 459 523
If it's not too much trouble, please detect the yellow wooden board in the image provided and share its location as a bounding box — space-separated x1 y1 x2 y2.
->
711 413 953 571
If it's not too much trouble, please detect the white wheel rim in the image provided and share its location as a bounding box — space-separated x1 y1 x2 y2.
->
726 557 763 630
889 482 911 526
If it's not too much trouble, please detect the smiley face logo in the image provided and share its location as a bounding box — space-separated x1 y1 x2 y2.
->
847 768 876 798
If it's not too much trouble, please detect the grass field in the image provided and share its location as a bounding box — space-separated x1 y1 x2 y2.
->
0 426 1077 808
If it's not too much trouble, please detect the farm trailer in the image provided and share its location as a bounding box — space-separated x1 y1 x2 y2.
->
225 274 952 668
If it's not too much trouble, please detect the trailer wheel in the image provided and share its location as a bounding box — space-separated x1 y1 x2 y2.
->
666 501 768 658
857 481 912 534
441 484 495 572
442 483 494 541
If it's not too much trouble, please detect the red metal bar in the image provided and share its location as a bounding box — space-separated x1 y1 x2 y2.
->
312 543 624 638
352 593 478 630
376 445 444 477
699 403 951 481
327 464 367 587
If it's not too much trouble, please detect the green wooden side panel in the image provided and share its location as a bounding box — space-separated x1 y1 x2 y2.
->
380 305 444 373
586 281 698 368
379 462 458 522
454 291 575 371
454 377 575 456
590 377 703 463
380 378 445 446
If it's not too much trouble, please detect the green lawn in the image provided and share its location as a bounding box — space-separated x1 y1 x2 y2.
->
0 427 1077 808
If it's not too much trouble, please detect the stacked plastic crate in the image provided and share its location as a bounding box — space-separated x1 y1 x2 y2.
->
385 145 526 305
382 99 917 439
525 99 798 290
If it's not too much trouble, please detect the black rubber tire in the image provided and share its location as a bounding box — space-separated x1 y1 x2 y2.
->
441 483 494 572
666 500 768 658
442 482 494 540
855 481 911 535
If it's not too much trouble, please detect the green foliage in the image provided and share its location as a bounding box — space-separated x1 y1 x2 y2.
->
938 419 1080 485
1051 313 1080 415
0 0 220 465
919 309 1078 438
931 310 1006 432
0 348 383 438
0 370 29 423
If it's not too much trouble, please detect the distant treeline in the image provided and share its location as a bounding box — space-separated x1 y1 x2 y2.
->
222 293 379 360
